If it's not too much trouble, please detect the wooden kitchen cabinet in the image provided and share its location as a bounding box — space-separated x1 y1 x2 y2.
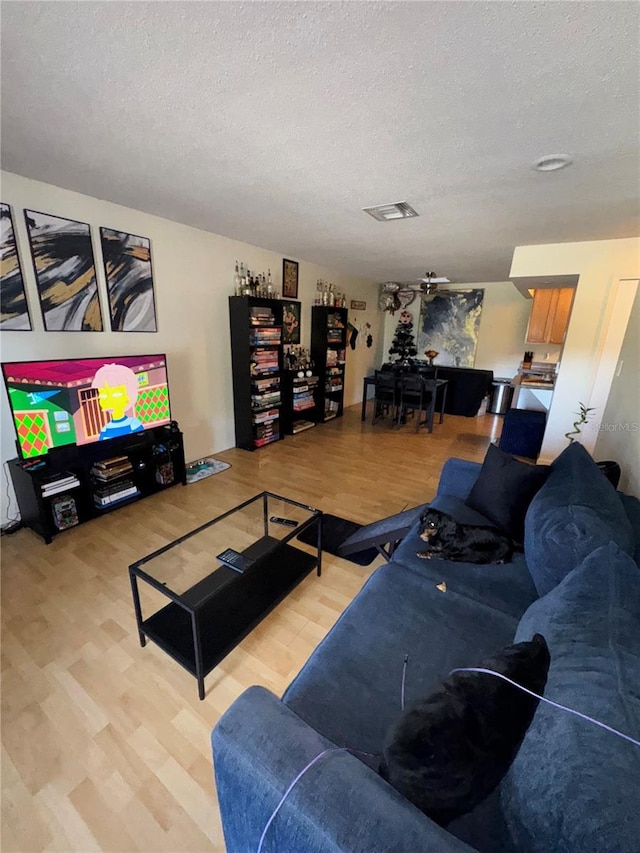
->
525 288 575 344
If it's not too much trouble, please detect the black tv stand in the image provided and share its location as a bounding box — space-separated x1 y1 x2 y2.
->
7 424 186 544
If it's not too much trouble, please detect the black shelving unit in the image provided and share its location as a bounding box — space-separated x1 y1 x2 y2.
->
8 425 186 544
229 296 284 450
310 305 348 423
280 370 320 435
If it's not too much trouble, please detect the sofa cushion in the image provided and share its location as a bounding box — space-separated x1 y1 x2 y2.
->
380 634 550 827
524 442 635 594
465 444 549 543
283 561 522 757
501 542 640 853
393 522 538 622
618 492 640 565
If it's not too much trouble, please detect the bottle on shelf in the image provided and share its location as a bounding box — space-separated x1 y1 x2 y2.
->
327 283 335 307
233 261 241 296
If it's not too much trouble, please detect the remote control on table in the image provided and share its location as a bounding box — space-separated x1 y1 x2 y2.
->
269 516 297 527
216 548 255 574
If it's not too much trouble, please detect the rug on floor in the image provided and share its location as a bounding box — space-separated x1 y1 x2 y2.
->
297 514 379 566
186 457 231 484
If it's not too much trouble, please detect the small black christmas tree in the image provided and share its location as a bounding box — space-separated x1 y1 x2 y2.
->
388 311 418 364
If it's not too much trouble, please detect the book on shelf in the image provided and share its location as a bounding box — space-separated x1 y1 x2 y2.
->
42 478 81 497
249 307 276 325
94 487 139 508
90 463 133 481
254 435 280 447
92 455 129 470
253 408 280 424
292 420 315 434
252 377 280 392
40 470 77 486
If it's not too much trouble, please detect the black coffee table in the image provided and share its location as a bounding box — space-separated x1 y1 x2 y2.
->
128 492 322 699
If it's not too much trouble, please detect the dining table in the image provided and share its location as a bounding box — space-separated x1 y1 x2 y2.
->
361 374 448 431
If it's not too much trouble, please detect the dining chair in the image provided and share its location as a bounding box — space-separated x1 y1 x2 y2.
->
372 372 399 425
398 374 437 433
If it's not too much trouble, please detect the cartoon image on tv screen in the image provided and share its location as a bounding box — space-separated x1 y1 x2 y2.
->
2 355 171 458
92 363 144 439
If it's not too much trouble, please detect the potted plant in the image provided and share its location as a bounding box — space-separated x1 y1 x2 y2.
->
564 402 621 487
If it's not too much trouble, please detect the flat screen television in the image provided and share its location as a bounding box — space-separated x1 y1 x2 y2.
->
2 354 172 459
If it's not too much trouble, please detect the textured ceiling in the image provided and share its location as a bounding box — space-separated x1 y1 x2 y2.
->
2 1 639 283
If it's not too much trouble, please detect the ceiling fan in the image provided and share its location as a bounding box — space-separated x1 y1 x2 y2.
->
378 272 451 313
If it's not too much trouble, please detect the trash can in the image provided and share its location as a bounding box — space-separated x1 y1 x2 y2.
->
487 379 515 414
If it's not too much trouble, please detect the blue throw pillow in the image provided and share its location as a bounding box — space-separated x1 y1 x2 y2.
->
501 542 640 853
524 442 635 594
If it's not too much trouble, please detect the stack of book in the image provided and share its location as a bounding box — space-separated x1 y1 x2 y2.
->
90 456 139 508
250 348 280 375
253 398 280 444
249 306 275 326
327 328 343 344
292 381 316 412
254 417 280 447
251 376 281 411
40 471 80 498
252 389 281 410
249 327 281 346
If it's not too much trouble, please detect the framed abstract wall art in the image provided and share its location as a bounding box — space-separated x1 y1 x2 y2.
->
100 227 158 332
1 202 31 330
24 209 103 331
417 289 485 367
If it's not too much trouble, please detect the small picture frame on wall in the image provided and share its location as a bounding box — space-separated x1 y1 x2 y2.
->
282 301 301 345
350 300 367 311
282 258 299 299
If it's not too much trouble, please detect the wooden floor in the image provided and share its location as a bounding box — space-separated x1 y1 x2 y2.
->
1 404 502 852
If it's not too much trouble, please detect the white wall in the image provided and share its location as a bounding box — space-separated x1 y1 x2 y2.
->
510 238 640 467
382 282 533 379
0 171 382 524
594 286 640 496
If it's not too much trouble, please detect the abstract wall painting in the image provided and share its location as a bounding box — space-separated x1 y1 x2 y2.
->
417 289 485 367
24 209 103 331
100 228 158 332
1 202 31 330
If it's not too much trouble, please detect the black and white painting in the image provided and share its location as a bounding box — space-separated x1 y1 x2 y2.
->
100 228 157 332
24 209 103 331
1 202 31 330
417 289 484 367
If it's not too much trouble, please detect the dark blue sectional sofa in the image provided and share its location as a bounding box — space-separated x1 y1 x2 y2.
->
212 444 640 853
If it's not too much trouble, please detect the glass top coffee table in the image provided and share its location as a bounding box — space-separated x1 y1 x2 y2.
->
128 492 322 699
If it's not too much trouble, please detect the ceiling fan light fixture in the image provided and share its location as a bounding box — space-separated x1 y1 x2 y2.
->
362 202 419 222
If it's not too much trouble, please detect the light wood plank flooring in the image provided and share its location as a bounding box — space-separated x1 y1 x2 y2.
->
1 405 502 852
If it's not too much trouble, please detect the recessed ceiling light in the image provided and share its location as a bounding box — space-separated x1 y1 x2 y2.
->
533 154 573 172
362 201 419 221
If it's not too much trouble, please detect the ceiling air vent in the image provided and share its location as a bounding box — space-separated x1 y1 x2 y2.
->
362 201 419 222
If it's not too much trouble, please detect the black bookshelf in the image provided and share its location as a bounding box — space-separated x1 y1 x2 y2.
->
229 296 284 450
310 306 348 423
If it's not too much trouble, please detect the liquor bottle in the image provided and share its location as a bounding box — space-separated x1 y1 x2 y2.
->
321 281 329 306
233 261 241 296
327 283 335 307
267 269 274 298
